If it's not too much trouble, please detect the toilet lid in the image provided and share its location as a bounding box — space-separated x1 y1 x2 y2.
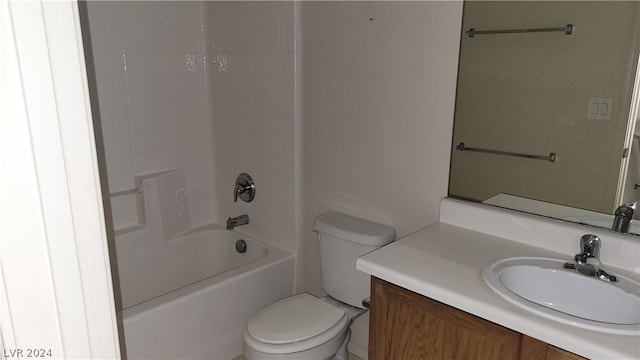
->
247 293 347 344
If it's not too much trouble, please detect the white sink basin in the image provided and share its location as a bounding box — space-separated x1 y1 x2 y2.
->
482 257 640 335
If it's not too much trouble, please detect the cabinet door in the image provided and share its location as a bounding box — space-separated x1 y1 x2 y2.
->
521 335 586 360
369 277 522 360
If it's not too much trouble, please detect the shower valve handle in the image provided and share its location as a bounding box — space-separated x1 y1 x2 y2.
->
234 173 255 203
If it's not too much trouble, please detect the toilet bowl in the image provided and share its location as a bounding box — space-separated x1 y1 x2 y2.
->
243 213 395 360
243 294 364 360
244 293 350 359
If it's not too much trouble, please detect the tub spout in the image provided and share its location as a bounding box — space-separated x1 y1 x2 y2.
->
227 214 249 230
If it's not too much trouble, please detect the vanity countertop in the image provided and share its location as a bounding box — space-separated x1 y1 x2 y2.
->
356 221 640 359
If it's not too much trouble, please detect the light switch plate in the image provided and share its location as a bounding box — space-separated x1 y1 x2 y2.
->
587 98 613 120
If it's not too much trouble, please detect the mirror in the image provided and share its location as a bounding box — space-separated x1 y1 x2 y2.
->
449 1 640 234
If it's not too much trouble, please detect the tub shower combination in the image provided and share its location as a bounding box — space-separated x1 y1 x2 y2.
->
112 171 294 359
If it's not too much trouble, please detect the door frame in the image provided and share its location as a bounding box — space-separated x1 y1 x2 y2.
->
1 1 120 358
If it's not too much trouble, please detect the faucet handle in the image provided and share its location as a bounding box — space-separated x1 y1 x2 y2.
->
234 184 249 202
580 234 600 258
234 173 256 203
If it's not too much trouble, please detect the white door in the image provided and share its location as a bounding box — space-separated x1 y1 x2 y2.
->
1 1 120 358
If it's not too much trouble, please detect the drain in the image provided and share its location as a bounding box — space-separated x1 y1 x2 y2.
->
235 239 247 253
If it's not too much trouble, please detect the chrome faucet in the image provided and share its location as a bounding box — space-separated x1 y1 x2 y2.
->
234 173 256 203
563 234 617 282
227 214 249 230
612 201 636 233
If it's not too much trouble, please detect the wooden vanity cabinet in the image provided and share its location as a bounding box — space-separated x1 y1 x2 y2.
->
369 277 586 360
520 335 587 360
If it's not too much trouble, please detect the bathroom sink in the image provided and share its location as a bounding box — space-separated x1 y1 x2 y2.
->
482 257 640 335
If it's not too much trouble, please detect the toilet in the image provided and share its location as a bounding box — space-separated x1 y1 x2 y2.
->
243 212 395 360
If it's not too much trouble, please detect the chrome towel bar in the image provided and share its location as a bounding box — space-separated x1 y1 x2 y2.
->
106 187 141 199
456 142 556 162
467 24 573 38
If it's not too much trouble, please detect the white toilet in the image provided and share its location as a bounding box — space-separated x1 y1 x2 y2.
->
243 212 395 360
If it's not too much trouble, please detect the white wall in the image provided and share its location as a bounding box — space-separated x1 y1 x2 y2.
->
300 1 463 355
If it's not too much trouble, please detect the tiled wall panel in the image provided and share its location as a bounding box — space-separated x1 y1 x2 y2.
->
206 2 297 252
85 1 298 253
85 1 214 231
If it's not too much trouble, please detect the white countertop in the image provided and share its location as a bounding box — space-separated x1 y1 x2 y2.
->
356 222 640 359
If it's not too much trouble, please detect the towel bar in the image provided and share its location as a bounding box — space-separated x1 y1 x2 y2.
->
456 142 556 162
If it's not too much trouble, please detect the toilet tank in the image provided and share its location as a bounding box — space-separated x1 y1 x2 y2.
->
314 212 395 308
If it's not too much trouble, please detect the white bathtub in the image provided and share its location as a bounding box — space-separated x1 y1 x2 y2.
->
117 224 295 359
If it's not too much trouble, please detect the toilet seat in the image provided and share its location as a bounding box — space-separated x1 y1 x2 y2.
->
244 293 349 354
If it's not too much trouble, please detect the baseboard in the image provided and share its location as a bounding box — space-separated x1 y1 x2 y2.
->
348 340 368 360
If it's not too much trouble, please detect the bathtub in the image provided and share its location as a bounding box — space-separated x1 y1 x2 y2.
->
117 224 295 359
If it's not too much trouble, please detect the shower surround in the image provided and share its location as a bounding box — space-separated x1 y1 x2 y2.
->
84 1 298 257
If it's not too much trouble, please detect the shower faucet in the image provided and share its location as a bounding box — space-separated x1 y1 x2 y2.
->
234 173 256 203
